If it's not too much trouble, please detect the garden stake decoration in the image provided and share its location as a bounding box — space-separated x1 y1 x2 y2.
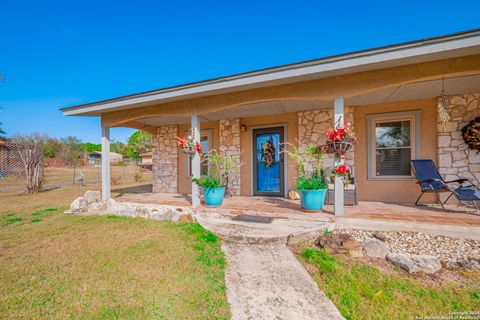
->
177 128 202 155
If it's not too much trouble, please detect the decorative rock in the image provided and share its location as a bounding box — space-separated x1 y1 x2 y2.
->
288 190 300 200
316 233 359 255
84 190 101 204
410 255 442 274
387 253 442 274
362 239 388 258
341 229 480 269
178 213 194 223
70 196 88 212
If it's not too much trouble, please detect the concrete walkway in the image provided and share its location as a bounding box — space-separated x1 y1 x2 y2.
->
196 212 343 320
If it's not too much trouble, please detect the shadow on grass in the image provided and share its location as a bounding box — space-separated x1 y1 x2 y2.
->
112 184 153 195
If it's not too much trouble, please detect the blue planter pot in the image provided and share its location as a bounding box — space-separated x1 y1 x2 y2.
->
203 187 226 207
299 189 327 211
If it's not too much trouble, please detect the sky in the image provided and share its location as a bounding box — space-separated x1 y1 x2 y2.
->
1 0 479 144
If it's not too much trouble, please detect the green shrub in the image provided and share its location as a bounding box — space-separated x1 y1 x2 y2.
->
192 176 225 189
296 176 327 190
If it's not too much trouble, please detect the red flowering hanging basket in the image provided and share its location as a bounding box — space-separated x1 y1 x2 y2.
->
177 130 202 155
325 123 357 155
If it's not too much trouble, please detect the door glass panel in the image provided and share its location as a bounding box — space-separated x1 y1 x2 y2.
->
256 133 281 193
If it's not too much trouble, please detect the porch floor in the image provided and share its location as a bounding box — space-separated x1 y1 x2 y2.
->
114 192 480 227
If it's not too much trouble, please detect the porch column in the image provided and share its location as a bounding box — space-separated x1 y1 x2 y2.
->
334 97 344 216
191 115 201 208
101 126 111 201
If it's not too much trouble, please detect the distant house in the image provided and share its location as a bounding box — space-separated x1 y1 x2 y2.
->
88 151 123 164
140 152 152 165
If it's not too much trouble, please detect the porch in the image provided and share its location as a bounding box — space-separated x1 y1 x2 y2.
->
114 192 480 238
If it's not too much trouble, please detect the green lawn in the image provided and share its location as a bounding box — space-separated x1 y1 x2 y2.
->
0 184 230 319
297 247 480 320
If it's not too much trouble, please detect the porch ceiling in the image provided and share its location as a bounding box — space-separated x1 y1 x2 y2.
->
134 74 480 127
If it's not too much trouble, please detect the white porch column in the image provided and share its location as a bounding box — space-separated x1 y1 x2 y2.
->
101 126 111 201
191 115 201 208
334 97 344 216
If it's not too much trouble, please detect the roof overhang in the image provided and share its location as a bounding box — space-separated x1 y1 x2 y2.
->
61 29 480 116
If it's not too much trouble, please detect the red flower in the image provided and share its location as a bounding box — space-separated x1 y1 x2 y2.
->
196 142 202 154
335 165 349 175
177 137 187 147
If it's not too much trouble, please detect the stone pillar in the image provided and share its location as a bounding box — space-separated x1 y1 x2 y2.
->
437 93 480 192
219 118 241 196
152 125 178 193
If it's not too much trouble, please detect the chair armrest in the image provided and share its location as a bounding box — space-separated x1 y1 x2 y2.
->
445 178 469 185
416 178 440 184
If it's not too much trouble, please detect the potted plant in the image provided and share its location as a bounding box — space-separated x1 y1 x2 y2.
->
192 150 240 207
284 144 328 211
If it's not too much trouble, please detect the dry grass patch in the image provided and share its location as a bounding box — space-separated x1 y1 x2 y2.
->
0 184 229 319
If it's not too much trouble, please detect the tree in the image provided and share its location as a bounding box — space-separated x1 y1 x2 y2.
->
126 130 152 158
42 137 62 158
59 136 83 164
10 134 44 193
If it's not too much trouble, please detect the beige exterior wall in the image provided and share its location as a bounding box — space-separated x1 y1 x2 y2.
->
354 98 438 203
239 112 298 196
177 121 220 195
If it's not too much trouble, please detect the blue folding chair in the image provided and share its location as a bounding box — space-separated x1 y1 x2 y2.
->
411 159 480 210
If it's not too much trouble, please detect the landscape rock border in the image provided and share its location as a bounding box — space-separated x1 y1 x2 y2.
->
66 190 195 223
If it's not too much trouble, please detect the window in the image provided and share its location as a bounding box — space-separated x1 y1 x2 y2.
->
367 111 421 179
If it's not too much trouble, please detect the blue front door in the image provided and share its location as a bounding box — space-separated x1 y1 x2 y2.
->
253 127 285 196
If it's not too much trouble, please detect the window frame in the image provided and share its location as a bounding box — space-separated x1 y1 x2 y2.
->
367 111 422 180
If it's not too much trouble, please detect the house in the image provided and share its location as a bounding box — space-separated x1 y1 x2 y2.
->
88 151 123 164
140 152 153 165
61 29 480 215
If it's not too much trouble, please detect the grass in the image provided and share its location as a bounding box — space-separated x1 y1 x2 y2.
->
0 181 229 319
298 247 480 320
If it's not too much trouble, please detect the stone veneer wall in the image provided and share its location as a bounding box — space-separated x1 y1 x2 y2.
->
219 118 241 195
437 93 480 185
297 106 355 174
152 125 179 193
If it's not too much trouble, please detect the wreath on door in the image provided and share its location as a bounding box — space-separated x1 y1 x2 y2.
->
261 139 276 167
461 117 480 152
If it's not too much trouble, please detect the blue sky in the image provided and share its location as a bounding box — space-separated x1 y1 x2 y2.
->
1 0 479 143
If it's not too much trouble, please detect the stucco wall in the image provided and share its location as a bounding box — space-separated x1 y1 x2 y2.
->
354 98 438 203
152 125 178 193
437 93 480 194
240 113 298 196
177 122 220 195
